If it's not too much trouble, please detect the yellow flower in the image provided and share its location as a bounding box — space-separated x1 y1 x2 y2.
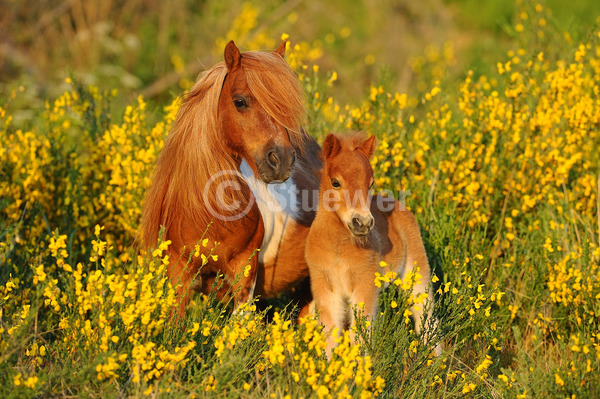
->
462 382 476 393
554 373 564 387
33 265 46 284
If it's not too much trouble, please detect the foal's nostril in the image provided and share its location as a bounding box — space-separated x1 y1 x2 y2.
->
350 215 374 234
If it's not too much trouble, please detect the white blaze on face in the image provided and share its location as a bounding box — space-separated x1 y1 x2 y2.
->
240 159 298 265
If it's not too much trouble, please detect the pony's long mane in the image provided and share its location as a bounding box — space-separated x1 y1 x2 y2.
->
242 51 306 144
140 50 307 247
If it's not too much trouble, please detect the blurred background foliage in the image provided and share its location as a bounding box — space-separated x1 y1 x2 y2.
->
2 0 599 112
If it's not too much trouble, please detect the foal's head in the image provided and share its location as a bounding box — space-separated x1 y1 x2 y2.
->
218 41 304 183
320 133 377 236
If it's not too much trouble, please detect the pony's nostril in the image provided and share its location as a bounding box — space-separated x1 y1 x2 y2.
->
352 217 362 229
368 218 374 229
267 150 280 167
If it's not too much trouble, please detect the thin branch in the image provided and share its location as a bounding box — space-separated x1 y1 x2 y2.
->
140 59 207 99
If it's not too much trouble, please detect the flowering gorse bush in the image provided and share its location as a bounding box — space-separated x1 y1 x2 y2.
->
1 1 600 397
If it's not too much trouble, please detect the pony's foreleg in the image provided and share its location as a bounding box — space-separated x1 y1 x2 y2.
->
225 216 264 312
294 278 314 321
230 254 259 313
298 300 316 320
227 243 262 312
169 256 201 322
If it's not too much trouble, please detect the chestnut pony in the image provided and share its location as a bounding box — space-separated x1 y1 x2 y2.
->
140 41 321 318
305 133 441 355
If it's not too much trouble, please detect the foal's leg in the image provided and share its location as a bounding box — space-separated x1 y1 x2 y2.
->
403 260 442 356
392 207 442 354
314 292 348 356
350 279 380 344
310 269 348 356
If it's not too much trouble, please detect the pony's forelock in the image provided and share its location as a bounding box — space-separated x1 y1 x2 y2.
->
242 51 307 147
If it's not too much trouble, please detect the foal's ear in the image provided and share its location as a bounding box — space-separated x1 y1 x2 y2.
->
322 133 342 160
273 41 287 58
224 40 242 71
356 135 377 159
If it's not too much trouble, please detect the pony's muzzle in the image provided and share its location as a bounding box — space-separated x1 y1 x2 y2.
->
261 146 296 183
348 213 374 236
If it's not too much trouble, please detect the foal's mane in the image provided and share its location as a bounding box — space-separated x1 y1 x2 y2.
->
140 50 307 247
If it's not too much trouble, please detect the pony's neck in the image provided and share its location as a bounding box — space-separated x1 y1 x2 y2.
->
231 153 243 170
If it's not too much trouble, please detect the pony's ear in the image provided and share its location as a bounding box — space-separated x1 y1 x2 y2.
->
273 41 286 58
356 135 377 159
224 40 242 71
322 133 342 160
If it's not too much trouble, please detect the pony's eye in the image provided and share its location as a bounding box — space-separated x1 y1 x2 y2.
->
233 97 248 109
369 180 374 188
331 178 341 188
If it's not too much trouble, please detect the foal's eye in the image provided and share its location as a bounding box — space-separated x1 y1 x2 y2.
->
233 97 248 109
369 180 374 188
331 178 341 188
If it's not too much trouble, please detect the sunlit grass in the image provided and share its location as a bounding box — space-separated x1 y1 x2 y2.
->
2 1 600 397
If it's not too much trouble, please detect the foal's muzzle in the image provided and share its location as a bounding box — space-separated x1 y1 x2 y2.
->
258 145 297 183
348 213 375 236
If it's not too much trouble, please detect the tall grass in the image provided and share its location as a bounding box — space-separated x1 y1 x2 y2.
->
1 0 600 397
